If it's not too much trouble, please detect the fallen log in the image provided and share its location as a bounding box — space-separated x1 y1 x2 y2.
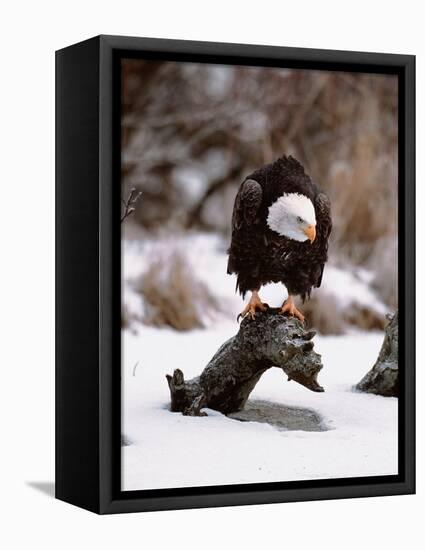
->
166 309 324 416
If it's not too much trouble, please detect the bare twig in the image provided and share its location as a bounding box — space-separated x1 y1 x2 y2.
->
121 188 142 223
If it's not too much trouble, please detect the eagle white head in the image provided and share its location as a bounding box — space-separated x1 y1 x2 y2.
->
267 193 317 242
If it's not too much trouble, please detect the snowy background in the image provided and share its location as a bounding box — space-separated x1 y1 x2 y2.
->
120 61 398 491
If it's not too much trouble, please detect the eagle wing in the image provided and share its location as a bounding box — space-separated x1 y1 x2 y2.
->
231 178 263 231
227 179 263 290
313 192 332 288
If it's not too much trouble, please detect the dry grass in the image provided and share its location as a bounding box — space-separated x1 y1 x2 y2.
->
302 290 386 335
121 304 142 332
301 292 345 335
343 304 386 332
135 249 220 331
368 236 398 309
327 134 397 265
121 306 130 329
311 76 398 310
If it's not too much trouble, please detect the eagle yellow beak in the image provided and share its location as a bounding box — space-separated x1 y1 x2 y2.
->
304 224 316 243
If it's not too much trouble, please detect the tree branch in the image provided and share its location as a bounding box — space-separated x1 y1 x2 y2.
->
121 188 142 223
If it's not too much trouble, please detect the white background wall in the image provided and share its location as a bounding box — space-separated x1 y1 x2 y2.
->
1 1 423 548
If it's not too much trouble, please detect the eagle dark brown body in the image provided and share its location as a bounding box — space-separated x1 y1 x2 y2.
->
227 156 332 306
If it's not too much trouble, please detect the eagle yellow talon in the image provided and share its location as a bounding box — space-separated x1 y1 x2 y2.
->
279 295 305 323
238 291 267 322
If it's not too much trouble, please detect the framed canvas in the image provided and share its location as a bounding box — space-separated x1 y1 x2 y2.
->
56 35 415 514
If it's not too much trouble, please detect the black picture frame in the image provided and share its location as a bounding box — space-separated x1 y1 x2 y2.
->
56 35 415 514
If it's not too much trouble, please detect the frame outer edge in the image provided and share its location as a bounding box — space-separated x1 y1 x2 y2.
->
99 36 116 514
93 35 415 514
55 36 102 513
403 55 415 494
99 34 414 67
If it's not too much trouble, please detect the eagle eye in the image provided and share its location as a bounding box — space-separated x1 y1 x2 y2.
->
297 216 304 223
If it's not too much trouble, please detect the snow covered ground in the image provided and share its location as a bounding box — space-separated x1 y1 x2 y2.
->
121 233 398 491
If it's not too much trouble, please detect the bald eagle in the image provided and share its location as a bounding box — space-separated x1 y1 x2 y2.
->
227 155 332 322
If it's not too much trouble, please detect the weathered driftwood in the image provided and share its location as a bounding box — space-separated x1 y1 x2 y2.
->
166 309 324 416
356 310 398 397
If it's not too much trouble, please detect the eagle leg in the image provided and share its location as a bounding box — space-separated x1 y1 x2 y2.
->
280 295 305 323
237 290 267 322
